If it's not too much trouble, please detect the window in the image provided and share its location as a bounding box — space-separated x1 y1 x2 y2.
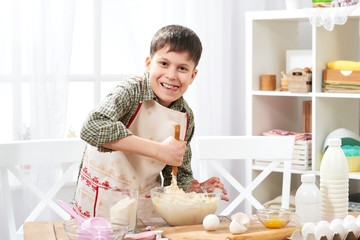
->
0 0 162 141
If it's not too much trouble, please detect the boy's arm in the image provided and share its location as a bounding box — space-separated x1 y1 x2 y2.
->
80 80 140 152
102 135 186 166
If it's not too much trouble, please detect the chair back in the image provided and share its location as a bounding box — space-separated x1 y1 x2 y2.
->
196 135 295 215
0 138 85 240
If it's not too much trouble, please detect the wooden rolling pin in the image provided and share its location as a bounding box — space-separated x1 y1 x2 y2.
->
225 226 301 240
172 125 181 181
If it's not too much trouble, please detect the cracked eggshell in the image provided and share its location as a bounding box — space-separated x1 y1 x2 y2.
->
230 212 250 228
229 220 247 234
202 214 220 231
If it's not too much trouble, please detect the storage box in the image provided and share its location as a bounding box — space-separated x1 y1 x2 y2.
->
323 69 360 93
320 155 360 172
323 69 360 84
254 140 312 170
287 68 312 93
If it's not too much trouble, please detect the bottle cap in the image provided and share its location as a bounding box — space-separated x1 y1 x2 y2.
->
301 174 315 183
327 138 341 147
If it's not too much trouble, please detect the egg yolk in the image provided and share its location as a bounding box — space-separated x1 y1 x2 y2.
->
264 219 285 229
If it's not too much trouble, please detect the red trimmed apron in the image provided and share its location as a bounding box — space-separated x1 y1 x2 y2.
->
73 99 187 219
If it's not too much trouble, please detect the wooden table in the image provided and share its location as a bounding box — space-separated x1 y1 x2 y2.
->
24 217 172 240
24 217 230 240
23 212 360 240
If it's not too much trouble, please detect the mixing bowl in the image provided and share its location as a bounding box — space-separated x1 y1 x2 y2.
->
63 217 128 240
256 208 293 229
150 186 222 226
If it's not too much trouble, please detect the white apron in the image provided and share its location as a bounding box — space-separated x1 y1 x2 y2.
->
73 99 187 219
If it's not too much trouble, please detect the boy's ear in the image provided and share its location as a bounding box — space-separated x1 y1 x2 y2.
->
145 57 151 73
189 69 198 85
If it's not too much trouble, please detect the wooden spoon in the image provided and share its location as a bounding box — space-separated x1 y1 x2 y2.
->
172 124 181 183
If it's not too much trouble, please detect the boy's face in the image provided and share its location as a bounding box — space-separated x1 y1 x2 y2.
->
145 46 198 107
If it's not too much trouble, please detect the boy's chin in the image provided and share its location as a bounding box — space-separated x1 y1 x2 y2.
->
157 97 177 107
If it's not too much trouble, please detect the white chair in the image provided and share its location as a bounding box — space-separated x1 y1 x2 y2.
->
0 138 85 240
196 135 295 215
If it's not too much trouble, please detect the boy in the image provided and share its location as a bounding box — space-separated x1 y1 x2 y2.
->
73 25 227 219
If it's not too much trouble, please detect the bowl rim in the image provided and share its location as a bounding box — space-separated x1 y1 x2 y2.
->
256 208 293 214
150 185 223 195
63 217 129 231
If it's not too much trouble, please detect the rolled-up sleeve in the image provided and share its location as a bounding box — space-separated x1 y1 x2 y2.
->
80 83 138 152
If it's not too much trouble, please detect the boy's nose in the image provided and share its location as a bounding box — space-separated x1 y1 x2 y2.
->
165 68 177 80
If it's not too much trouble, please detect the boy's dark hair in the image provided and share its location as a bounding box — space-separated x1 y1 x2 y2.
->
150 25 202 68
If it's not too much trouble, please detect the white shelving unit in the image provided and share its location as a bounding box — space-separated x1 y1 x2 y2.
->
245 9 360 204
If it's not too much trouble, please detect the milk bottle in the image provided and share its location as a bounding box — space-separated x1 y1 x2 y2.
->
295 174 321 226
320 138 349 221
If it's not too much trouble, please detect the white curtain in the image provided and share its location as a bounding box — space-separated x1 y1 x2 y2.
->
0 0 76 238
24 0 75 138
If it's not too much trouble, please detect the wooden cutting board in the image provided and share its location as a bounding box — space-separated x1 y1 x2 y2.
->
158 221 300 240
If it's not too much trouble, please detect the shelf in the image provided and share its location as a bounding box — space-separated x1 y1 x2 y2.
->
253 91 360 99
247 8 360 202
252 165 360 180
316 92 360 99
246 9 309 21
252 91 313 97
246 8 360 21
252 165 312 175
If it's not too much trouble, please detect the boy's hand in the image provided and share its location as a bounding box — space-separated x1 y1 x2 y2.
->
188 177 229 201
157 136 187 166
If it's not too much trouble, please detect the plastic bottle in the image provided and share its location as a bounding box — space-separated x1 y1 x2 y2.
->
295 174 321 226
320 138 349 221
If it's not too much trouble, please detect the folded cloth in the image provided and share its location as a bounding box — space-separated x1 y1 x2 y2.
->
323 128 360 152
262 191 296 211
323 82 360 92
262 129 312 140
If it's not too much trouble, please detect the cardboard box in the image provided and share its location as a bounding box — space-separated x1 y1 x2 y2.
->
302 101 312 133
323 69 360 84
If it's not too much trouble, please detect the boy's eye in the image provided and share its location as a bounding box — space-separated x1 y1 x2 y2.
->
179 66 188 71
160 61 167 66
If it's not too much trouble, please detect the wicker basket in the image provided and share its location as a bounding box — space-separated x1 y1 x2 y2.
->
254 140 312 170
347 156 360 172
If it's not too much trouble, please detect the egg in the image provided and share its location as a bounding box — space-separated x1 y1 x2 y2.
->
330 218 343 225
301 222 316 239
229 219 247 234
344 220 360 237
203 214 220 231
231 212 250 228
317 220 330 228
344 214 357 223
314 222 333 240
330 219 346 239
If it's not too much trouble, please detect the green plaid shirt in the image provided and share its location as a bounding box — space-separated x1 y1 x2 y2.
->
80 73 195 187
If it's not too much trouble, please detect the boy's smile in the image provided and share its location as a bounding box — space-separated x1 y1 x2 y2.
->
146 46 198 107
